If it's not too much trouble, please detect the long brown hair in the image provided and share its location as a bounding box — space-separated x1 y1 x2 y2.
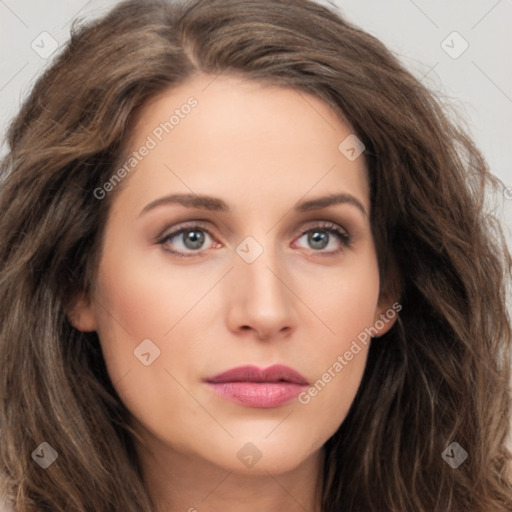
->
1 0 511 510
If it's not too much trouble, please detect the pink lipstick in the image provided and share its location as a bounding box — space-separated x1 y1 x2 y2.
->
205 364 309 408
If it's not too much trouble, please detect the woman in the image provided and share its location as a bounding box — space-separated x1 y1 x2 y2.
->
0 0 511 510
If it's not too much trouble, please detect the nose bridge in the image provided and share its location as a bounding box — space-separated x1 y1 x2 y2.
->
236 235 287 303
226 233 297 338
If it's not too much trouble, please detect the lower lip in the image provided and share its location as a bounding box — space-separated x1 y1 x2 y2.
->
206 382 306 408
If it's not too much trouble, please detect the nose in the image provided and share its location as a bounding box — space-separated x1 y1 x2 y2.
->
225 241 298 342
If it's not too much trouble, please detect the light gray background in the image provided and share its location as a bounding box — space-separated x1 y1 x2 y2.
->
0 0 511 230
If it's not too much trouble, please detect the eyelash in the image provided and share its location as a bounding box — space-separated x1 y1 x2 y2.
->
156 220 352 258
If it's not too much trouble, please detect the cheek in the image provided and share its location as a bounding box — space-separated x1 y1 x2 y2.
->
311 247 380 346
91 250 185 381
95 240 216 335
296 318 373 448
91 254 207 436
92 246 221 407
295 252 379 433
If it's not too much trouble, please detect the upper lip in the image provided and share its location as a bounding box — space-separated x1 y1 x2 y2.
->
205 364 309 385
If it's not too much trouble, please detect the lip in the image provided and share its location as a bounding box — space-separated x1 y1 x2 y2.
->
205 364 309 408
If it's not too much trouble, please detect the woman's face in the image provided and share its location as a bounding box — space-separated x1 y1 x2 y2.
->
72 74 396 475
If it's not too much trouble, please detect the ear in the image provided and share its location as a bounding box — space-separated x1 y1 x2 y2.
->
372 268 402 338
371 296 402 338
66 292 98 332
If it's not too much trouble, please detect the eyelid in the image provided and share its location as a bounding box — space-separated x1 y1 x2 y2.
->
155 220 217 256
291 220 352 253
156 219 213 240
295 219 349 236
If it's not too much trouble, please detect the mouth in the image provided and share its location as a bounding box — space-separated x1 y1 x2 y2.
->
204 364 309 408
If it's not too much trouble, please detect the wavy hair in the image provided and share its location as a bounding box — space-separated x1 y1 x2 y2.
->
1 0 511 510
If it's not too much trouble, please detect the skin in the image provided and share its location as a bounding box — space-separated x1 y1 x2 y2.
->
70 74 397 512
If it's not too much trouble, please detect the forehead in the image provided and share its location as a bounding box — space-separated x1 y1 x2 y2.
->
111 74 369 216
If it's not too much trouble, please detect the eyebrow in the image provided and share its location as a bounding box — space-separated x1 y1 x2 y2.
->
139 192 367 217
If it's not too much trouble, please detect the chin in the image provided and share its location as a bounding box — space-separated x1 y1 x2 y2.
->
199 431 324 476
